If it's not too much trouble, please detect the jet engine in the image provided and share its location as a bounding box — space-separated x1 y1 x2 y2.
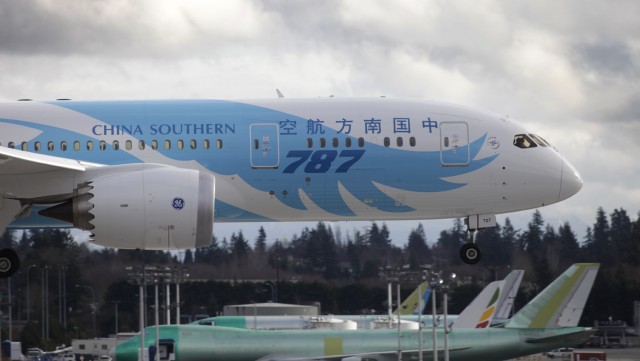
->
39 164 215 250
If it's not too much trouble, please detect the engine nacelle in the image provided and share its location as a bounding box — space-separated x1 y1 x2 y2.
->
40 165 215 250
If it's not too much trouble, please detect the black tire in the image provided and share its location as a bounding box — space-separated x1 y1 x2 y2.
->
459 243 482 264
0 248 20 278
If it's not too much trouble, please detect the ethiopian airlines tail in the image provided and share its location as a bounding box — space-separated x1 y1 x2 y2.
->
394 281 431 315
452 269 524 329
506 263 600 329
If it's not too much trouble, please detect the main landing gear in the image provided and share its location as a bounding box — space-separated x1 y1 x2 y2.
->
0 248 20 278
459 229 481 265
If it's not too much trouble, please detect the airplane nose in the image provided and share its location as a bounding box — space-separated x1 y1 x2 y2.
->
559 157 583 201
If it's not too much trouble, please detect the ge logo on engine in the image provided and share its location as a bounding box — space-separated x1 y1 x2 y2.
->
172 197 185 210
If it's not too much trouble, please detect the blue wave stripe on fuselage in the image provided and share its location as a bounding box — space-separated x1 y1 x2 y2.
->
12 100 498 217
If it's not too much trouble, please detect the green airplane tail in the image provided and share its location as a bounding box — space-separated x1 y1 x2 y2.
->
506 263 599 329
394 281 430 315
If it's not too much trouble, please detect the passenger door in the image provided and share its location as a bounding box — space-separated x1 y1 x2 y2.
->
250 124 280 168
440 121 469 166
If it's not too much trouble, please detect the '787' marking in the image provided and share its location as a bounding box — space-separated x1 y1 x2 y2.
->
283 150 365 173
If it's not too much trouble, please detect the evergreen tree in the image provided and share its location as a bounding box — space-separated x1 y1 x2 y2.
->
405 223 431 269
434 219 465 265
231 231 250 265
0 230 15 248
368 222 391 253
307 222 339 279
609 208 632 264
629 212 640 265
255 226 267 253
476 222 509 267
183 249 194 264
585 207 612 265
557 222 579 263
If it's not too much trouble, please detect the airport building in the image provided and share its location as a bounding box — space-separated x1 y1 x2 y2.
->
223 302 318 316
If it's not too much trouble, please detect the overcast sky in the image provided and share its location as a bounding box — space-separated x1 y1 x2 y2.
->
1 1 639 247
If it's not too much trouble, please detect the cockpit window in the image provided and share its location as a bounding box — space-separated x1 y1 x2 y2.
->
513 134 537 149
529 134 549 147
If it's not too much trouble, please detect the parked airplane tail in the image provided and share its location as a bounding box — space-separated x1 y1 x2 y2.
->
452 269 525 329
506 263 599 329
494 269 524 319
394 281 430 315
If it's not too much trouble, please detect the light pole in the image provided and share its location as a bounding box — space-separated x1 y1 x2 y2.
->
431 277 438 361
75 284 96 338
440 273 456 361
113 301 120 335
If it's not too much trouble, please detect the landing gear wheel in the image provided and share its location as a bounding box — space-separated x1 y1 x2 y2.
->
460 243 481 264
0 248 20 278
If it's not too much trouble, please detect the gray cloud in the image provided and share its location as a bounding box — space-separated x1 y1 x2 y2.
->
1 0 639 243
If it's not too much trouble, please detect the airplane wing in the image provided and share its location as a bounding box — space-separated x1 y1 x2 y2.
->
0 145 103 175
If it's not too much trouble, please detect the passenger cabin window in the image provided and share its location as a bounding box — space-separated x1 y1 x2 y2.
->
164 140 171 150
319 138 326 148
358 137 364 147
125 140 133 150
112 140 119 150
151 140 158 150
74 141 80 151
345 138 352 148
513 134 537 149
396 137 403 147
35 141 41 152
409 137 416 147
383 137 390 147
216 139 223 149
21 142 28 151
332 138 339 148
139 140 145 150
307 138 313 148
87 141 94 151
48 141 54 151
8 142 15 149
203 139 210 149
99 141 107 151
61 141 68 151
190 139 197 149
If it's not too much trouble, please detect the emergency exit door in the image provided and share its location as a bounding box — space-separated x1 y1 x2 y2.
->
250 124 280 168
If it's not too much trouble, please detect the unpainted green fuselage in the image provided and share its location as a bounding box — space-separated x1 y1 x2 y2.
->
115 324 588 361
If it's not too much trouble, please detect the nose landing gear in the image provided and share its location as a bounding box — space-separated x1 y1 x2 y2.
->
0 248 20 278
460 231 481 264
459 214 495 265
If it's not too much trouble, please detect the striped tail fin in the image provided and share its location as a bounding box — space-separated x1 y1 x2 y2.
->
506 263 600 329
395 281 431 315
452 269 524 329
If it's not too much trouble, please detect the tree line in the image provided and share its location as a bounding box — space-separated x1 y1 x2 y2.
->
0 206 638 350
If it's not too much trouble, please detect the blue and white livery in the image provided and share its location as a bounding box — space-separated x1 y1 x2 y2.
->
0 97 583 276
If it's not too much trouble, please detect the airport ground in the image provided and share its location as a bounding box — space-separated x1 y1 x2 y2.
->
511 348 640 361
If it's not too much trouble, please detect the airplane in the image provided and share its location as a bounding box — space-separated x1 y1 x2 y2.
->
192 270 524 330
0 97 584 276
112 263 599 361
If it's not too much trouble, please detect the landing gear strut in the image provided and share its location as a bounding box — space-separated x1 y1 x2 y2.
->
0 248 20 278
460 228 482 264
